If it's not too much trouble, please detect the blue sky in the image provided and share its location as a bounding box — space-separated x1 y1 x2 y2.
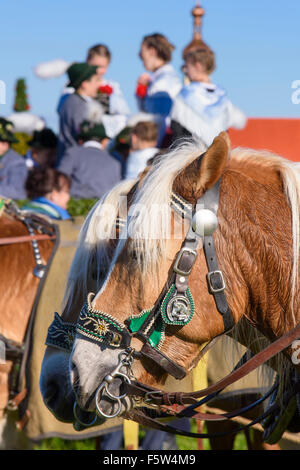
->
1 0 299 131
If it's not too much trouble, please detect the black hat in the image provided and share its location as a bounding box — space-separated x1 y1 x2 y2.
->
29 128 58 149
0 118 19 143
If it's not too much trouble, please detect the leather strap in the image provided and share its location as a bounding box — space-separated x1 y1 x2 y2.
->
124 320 300 406
0 233 57 246
140 343 186 380
203 235 235 331
126 388 294 440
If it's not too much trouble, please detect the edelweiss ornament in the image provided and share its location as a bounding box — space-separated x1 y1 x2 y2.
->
76 293 131 348
94 318 109 336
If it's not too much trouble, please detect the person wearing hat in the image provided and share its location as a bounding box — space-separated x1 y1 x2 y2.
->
0 118 28 200
58 120 121 199
25 128 58 169
57 62 102 162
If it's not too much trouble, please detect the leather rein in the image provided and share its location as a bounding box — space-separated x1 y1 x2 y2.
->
46 179 300 438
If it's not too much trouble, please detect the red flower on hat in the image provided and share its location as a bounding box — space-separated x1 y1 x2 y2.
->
98 84 113 95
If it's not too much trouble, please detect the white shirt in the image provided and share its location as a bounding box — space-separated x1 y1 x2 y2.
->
125 147 158 180
83 140 102 150
171 81 247 147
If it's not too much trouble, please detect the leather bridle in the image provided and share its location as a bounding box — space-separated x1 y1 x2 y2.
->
46 178 300 438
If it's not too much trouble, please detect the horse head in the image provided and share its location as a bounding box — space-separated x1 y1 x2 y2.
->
69 132 240 416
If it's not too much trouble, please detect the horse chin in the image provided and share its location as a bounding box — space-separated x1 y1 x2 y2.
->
40 347 75 423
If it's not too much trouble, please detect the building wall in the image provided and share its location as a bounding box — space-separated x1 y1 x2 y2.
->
229 119 300 162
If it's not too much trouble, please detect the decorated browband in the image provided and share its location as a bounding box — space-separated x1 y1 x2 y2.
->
46 283 195 353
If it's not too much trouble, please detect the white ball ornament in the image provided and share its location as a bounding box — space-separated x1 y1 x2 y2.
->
192 209 218 236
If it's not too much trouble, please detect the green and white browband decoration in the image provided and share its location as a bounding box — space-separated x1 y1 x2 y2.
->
46 284 195 352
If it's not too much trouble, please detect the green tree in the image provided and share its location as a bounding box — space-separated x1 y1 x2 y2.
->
13 78 30 112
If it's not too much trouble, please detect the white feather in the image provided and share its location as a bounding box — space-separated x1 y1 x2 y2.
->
33 59 70 79
7 112 45 134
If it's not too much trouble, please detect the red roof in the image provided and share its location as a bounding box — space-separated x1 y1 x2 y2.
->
228 118 300 162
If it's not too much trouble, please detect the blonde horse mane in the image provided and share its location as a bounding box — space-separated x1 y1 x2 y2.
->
62 179 136 315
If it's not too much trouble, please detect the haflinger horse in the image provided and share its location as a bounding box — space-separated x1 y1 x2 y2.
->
39 173 276 450
41 132 300 445
0 200 57 449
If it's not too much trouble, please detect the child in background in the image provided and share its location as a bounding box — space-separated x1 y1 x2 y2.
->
170 45 247 146
87 44 130 138
23 168 71 220
125 121 158 180
136 33 182 145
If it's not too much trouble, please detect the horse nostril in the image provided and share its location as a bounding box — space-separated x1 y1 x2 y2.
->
70 361 80 394
44 380 59 408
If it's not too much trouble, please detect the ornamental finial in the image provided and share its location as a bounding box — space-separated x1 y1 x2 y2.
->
192 1 205 41
182 1 207 59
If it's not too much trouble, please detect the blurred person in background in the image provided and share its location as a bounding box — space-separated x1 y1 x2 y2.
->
25 128 58 169
170 45 246 146
58 120 121 199
57 62 101 161
136 33 182 145
0 118 28 200
125 121 158 179
23 167 71 220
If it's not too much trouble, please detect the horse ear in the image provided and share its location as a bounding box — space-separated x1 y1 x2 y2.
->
197 131 231 191
173 132 231 202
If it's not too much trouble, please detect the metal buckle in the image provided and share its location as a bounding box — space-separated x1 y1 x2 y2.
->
144 390 163 404
173 248 198 276
207 270 226 293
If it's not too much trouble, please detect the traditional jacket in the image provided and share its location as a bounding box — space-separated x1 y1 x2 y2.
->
0 149 28 200
58 80 130 141
170 81 247 147
137 64 182 143
58 141 121 199
58 93 104 162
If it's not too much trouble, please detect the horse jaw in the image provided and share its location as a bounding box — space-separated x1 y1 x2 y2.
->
40 346 75 422
70 339 134 416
